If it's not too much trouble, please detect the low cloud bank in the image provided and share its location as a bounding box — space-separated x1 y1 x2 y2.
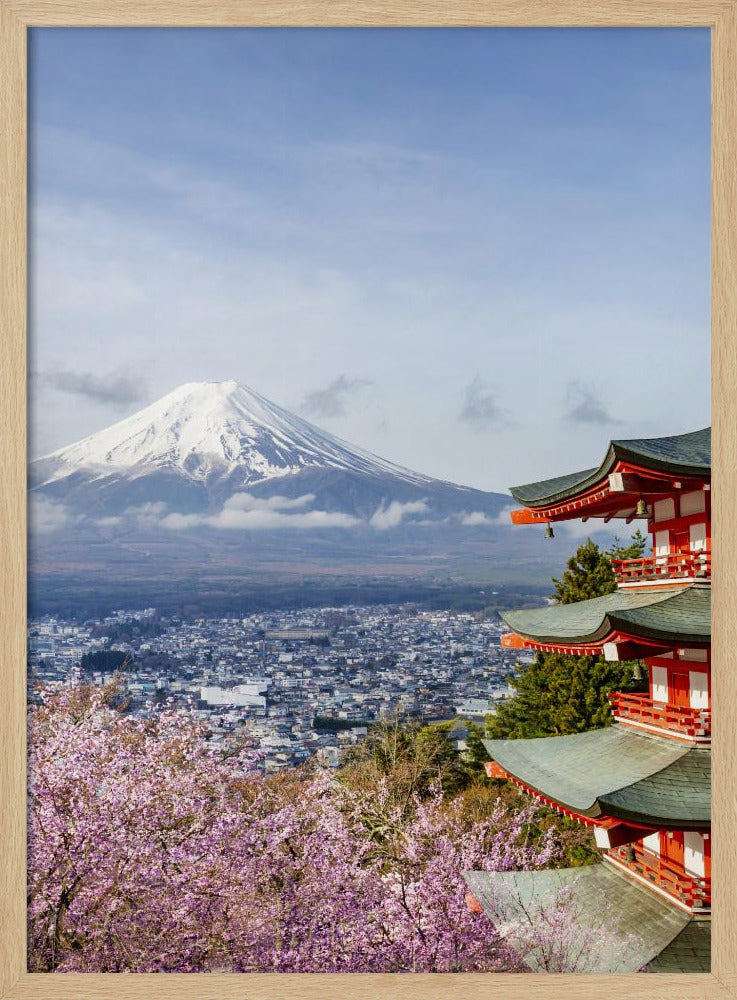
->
29 496 75 534
458 506 515 527
369 499 429 530
30 491 515 536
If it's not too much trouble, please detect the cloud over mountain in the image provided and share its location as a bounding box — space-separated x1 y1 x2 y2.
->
300 375 373 419
38 368 149 410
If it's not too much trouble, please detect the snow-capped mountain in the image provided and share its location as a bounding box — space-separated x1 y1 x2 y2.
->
30 380 507 525
29 380 577 612
34 380 435 491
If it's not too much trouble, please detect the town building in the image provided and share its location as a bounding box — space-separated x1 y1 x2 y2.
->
464 428 711 972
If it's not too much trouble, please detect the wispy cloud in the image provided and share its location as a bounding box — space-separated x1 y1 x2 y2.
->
162 493 429 532
29 496 74 534
369 499 429 530
38 368 148 410
153 492 359 531
564 381 620 425
458 376 504 432
122 502 170 529
458 506 515 527
300 375 372 419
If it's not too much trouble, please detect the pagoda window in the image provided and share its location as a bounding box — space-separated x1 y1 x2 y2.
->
688 671 709 710
680 648 708 662
650 664 669 703
653 498 676 522
684 832 706 878
680 490 706 516
689 522 707 551
654 530 670 563
642 831 661 857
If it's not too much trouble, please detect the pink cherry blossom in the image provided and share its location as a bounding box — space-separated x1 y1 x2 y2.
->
27 684 576 973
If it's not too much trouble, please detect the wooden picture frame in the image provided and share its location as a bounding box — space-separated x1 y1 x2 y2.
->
1 4 734 998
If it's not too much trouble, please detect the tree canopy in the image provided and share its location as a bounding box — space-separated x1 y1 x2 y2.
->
487 533 647 740
28 684 567 973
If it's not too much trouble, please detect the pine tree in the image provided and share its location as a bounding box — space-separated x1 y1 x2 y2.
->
487 533 646 739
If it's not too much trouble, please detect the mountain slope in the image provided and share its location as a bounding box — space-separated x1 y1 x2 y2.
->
33 380 434 489
30 380 503 522
28 380 579 608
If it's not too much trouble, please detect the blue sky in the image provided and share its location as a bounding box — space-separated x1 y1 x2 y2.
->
29 28 710 491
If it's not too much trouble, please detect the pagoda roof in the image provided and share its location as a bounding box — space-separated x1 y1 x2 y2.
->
501 584 710 649
510 427 710 509
463 864 709 973
647 918 712 973
483 726 710 827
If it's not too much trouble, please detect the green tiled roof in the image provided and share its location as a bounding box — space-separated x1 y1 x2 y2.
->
463 864 709 973
502 584 710 646
599 748 711 826
510 427 710 507
483 726 710 825
648 919 712 973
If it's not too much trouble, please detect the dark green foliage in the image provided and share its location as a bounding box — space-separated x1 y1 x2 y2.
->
486 651 641 738
488 534 647 740
79 649 130 673
313 716 370 732
608 529 648 560
551 532 648 605
552 538 617 605
462 720 490 773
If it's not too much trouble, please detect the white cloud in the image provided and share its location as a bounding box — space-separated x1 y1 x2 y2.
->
209 508 359 531
159 492 358 531
163 493 429 531
95 515 123 528
459 511 492 526
123 502 169 528
159 512 203 531
29 496 74 534
369 499 429 531
223 492 316 513
458 505 516 527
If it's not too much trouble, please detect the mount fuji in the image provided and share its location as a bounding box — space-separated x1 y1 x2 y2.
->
29 380 566 611
30 380 509 526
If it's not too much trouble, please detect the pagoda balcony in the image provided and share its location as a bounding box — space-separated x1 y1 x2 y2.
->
612 552 710 586
608 843 711 912
607 691 710 744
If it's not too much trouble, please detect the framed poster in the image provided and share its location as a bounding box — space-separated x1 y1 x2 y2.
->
2 3 735 998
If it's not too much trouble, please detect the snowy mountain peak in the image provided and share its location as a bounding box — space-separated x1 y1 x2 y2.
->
35 380 432 489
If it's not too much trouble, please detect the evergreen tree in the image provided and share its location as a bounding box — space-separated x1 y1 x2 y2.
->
551 538 616 604
487 533 646 740
608 528 648 561
551 531 646 605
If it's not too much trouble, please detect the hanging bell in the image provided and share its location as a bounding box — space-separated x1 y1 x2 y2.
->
632 661 644 682
635 498 648 517
544 523 554 539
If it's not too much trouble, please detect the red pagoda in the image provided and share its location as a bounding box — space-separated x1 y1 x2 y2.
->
464 428 711 973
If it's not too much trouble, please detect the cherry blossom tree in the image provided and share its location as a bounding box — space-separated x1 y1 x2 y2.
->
27 684 563 973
